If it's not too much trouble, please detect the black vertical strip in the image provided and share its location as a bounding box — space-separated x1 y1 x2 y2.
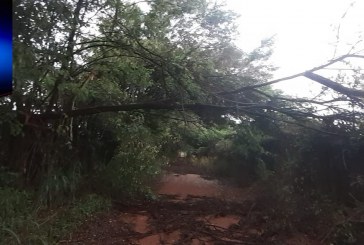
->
0 0 12 97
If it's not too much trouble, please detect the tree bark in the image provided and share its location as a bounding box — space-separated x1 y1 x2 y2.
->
304 72 364 98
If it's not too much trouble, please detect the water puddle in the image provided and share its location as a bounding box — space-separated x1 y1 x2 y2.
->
137 230 181 245
119 213 149 233
202 215 240 229
157 173 249 202
191 237 213 245
138 234 160 245
127 172 248 244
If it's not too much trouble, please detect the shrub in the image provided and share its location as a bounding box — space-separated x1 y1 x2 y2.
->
94 126 166 200
0 187 33 243
256 161 338 237
0 187 110 244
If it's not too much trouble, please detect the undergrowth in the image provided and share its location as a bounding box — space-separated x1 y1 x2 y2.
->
255 161 364 244
0 188 111 245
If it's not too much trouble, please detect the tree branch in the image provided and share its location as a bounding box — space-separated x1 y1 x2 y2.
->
34 101 236 120
303 72 364 98
217 54 364 95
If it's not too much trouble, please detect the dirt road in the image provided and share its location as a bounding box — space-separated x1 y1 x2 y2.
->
65 163 320 245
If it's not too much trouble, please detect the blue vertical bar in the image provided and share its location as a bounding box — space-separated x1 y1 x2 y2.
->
0 0 12 97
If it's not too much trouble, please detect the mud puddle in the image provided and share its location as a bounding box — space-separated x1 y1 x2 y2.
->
199 215 241 229
66 165 325 245
67 169 260 244
128 173 249 244
157 172 251 202
119 213 149 233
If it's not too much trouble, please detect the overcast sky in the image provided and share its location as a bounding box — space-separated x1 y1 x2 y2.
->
224 0 364 96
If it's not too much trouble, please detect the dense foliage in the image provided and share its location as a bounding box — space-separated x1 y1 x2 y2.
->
3 0 274 199
1 0 364 243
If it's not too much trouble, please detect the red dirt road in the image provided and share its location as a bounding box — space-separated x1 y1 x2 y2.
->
64 164 321 245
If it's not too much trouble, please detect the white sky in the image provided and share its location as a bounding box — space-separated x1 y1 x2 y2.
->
225 0 364 97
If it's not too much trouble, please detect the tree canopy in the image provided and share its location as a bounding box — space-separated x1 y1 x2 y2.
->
1 1 364 243
3 0 364 199
8 0 363 134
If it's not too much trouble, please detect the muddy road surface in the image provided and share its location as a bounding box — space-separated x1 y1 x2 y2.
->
64 163 320 245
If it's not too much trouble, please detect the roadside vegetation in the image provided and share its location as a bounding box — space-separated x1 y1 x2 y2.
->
2 0 364 243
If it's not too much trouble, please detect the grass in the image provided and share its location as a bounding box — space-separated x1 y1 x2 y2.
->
0 188 111 245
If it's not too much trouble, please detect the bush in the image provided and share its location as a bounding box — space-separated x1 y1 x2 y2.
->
211 125 274 180
256 161 339 237
0 187 33 244
46 194 111 241
94 126 167 200
0 167 21 187
0 187 110 244
297 131 364 202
